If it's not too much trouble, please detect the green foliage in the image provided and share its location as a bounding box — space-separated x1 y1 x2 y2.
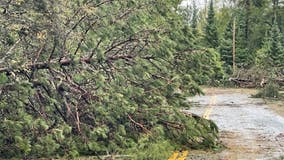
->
234 11 254 68
0 73 8 84
269 19 284 67
124 112 220 160
254 82 280 98
0 0 221 159
181 49 225 85
163 113 220 149
255 33 272 70
126 135 175 160
191 0 199 36
255 17 284 76
219 19 233 73
204 0 219 48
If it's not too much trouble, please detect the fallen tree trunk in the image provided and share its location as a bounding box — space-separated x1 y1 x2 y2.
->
275 78 284 86
0 54 137 74
229 77 260 88
229 77 284 88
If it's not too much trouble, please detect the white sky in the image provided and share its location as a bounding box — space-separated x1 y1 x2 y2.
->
180 0 227 8
180 0 207 8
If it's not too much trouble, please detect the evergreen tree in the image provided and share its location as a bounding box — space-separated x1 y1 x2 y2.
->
0 0 220 159
204 0 219 48
179 4 192 24
226 0 269 68
235 11 253 67
256 16 284 75
269 18 284 67
219 19 233 73
255 31 272 70
179 0 200 45
191 0 199 36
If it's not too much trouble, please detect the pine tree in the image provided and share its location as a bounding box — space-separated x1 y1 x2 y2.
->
269 18 284 67
204 0 219 48
191 0 199 36
0 0 220 159
256 16 284 74
179 4 192 24
235 11 252 67
219 19 233 72
178 1 198 36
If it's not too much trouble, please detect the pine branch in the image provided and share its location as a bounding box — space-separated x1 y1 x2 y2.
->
127 114 151 134
0 54 136 74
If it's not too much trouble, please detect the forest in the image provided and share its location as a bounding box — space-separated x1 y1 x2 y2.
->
0 0 283 159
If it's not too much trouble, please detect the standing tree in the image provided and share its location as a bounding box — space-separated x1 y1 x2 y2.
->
256 16 284 76
219 19 234 73
178 0 198 36
235 10 252 67
191 0 199 36
204 0 219 48
269 18 284 68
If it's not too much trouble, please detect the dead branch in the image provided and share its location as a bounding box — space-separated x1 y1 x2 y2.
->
159 120 185 129
127 114 151 134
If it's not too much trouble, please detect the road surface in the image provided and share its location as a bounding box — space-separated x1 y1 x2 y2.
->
186 88 284 160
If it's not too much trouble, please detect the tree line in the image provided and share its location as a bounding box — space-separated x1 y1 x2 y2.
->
181 0 284 77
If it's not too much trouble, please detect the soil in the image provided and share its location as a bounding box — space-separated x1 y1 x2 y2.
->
186 87 284 160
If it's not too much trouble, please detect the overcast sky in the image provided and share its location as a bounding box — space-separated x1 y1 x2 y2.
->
180 0 228 8
180 0 207 8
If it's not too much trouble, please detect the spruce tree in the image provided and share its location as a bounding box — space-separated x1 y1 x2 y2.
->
269 18 284 67
204 0 219 48
179 4 192 24
191 0 199 36
256 17 284 73
255 31 271 69
219 19 233 72
235 11 252 67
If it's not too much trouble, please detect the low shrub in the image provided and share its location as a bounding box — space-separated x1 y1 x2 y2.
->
254 82 280 98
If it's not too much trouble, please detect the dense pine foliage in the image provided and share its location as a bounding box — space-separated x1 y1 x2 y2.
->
0 0 222 159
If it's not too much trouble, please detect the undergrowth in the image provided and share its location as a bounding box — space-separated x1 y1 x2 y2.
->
253 82 282 99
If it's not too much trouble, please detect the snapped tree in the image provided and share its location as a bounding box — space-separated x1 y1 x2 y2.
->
0 0 220 159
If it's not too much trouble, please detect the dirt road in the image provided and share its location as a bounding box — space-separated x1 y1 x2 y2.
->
186 88 284 160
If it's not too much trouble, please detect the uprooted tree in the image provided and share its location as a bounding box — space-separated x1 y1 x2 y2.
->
0 0 221 159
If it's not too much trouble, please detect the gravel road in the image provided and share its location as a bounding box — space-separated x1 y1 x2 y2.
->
186 90 284 160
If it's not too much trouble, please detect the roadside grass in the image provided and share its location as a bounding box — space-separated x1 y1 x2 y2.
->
251 84 284 116
201 86 258 95
253 82 284 99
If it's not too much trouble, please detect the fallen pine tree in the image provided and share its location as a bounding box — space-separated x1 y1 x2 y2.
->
229 77 284 88
228 67 284 88
0 0 222 159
